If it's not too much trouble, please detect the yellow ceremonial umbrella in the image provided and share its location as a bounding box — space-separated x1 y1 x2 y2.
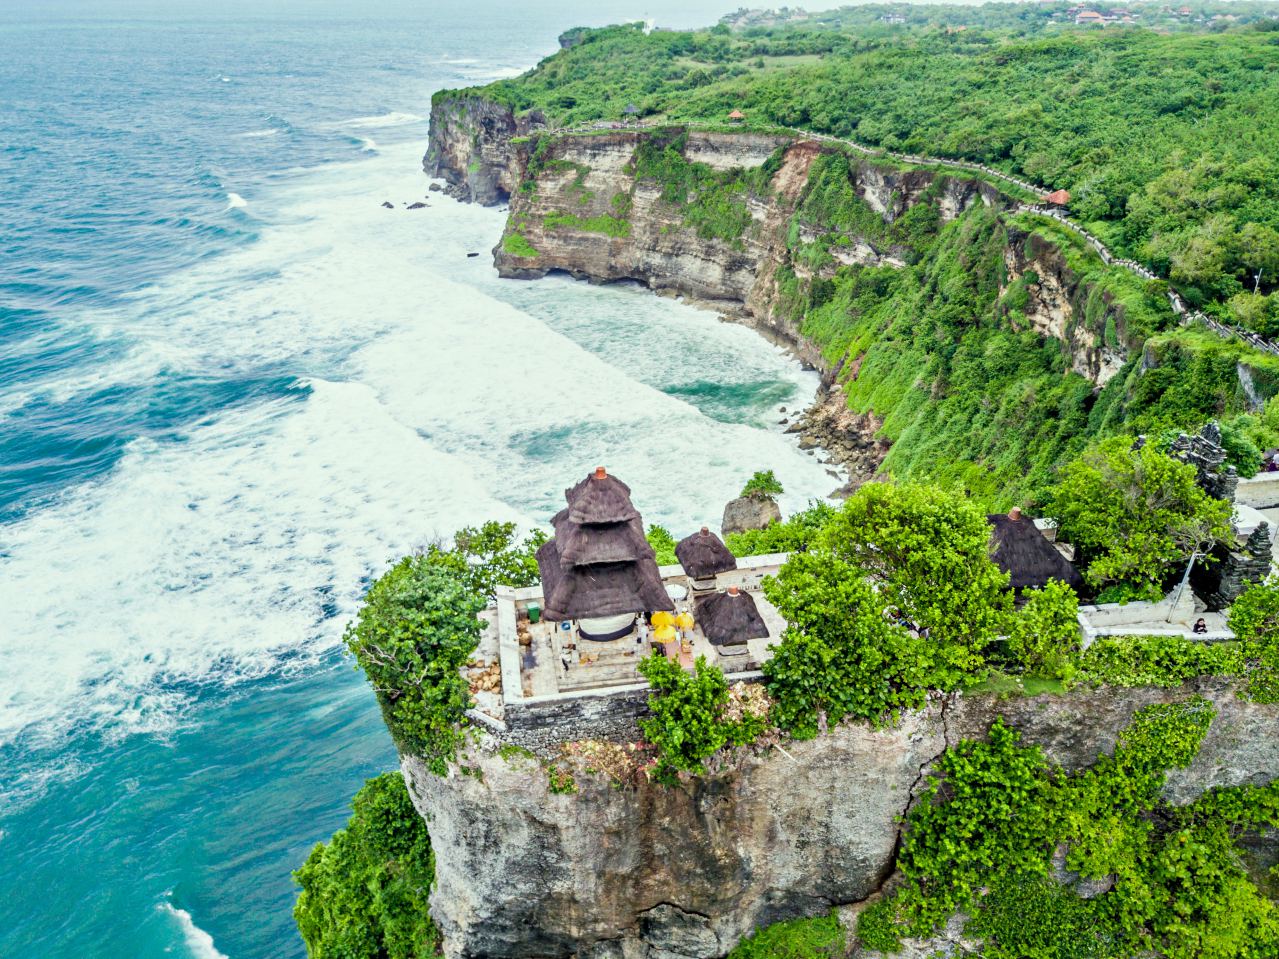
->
651 611 675 629
653 625 678 645
674 611 695 632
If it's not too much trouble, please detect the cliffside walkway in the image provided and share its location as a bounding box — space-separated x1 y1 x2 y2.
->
546 120 1278 359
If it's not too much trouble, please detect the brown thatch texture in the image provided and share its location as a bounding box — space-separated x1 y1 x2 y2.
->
565 472 639 524
675 528 738 579
539 556 675 621
552 511 654 566
695 590 769 646
987 514 1085 593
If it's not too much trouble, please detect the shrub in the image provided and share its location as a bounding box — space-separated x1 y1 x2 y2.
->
1006 579 1080 678
1048 438 1233 596
724 501 837 557
293 773 437 959
423 521 546 599
1073 634 1245 689
741 469 784 500
638 654 765 782
728 909 846 959
818 483 1012 665
1228 576 1279 702
646 524 678 565
344 555 485 773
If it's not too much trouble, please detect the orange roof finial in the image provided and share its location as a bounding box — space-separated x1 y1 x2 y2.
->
593 466 607 480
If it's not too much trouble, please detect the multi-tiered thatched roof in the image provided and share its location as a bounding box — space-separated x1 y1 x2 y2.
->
537 468 675 622
675 527 738 580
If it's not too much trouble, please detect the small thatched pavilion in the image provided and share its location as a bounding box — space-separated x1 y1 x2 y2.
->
695 586 769 650
537 467 674 635
675 526 738 582
987 507 1085 595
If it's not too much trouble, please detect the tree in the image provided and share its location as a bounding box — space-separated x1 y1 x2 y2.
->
1237 223 1279 294
816 483 1012 664
423 521 547 599
1006 580 1080 678
741 469 785 500
294 772 437 959
1048 438 1233 598
344 555 486 772
646 524 678 565
638 653 764 781
1227 577 1279 703
762 550 965 737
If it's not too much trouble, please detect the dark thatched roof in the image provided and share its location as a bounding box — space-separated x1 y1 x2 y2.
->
537 538 674 621
675 527 738 579
564 469 640 525
695 589 769 646
551 510 654 566
987 513 1085 593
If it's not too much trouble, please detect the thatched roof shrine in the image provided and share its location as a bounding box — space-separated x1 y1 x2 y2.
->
987 507 1085 594
695 587 769 647
537 467 674 623
675 526 738 579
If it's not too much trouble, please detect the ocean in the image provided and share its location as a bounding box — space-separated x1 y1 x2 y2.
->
0 2 842 956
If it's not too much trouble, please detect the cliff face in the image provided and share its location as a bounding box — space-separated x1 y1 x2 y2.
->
403 678 1279 959
424 96 545 205
1002 230 1129 387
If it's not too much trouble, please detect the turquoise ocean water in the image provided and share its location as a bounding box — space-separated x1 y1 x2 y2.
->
0 2 842 955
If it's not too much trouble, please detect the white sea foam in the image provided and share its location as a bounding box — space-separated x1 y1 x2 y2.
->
0 141 835 784
358 137 377 153
334 111 422 129
160 901 229 959
225 192 247 209
236 128 279 139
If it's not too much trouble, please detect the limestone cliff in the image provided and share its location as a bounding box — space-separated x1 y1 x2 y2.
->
424 95 545 205
403 678 1279 959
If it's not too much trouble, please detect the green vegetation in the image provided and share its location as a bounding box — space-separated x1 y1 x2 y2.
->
1073 634 1245 689
645 524 678 565
724 501 836 557
1006 579 1080 678
344 524 544 774
859 699 1279 957
1228 576 1279 702
476 18 1279 313
740 469 784 499
543 210 631 237
761 484 1010 736
501 231 539 258
343 556 484 773
726 909 846 959
294 773 437 959
637 653 766 782
1047 437 1233 599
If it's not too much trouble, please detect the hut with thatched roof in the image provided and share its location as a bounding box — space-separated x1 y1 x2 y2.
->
987 507 1085 595
537 467 674 635
695 586 769 653
675 526 737 585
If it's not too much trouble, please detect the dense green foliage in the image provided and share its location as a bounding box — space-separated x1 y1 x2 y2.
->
740 468 784 499
423 521 546 599
724 501 837 556
761 484 1012 735
725 909 846 959
645 523 678 565
478 18 1279 312
294 773 437 959
1228 576 1279 702
345 556 484 773
638 653 765 782
1048 437 1233 597
1006 579 1080 678
1073 634 1245 689
860 699 1279 957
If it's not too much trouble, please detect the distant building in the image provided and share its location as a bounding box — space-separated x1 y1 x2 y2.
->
1042 189 1072 207
727 109 746 122
1075 9 1105 24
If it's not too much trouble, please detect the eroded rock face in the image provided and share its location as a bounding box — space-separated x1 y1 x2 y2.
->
424 96 544 204
720 495 782 537
403 678 1279 959
1001 230 1128 387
